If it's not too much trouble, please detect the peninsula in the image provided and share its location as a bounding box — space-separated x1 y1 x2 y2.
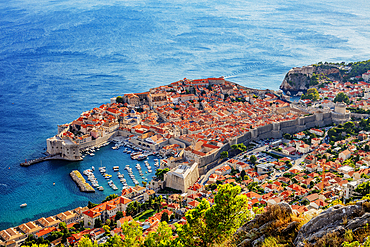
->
45 77 349 174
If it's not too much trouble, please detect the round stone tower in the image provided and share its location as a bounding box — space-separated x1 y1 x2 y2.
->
335 102 346 114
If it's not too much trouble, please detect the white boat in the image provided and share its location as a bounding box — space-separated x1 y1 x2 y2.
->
90 153 95 156
113 166 119 172
20 203 27 208
98 186 104 191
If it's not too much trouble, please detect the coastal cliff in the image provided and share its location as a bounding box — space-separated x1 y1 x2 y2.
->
280 64 344 92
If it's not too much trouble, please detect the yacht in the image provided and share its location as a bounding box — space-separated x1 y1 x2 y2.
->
113 166 119 172
20 203 27 208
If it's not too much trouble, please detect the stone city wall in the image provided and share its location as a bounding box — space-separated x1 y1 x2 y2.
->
79 132 116 150
350 113 370 119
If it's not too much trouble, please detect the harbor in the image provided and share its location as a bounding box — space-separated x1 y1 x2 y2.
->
70 139 163 194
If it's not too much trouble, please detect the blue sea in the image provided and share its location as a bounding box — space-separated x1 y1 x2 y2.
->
1 0 370 230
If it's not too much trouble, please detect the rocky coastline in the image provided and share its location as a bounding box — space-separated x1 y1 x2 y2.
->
280 64 344 92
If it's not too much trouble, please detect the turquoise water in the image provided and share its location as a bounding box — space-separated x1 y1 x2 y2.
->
1 0 370 229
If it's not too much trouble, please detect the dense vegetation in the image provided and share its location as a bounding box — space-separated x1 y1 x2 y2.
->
301 88 320 101
327 121 356 142
334 92 350 104
66 184 251 247
348 107 370 114
345 59 370 79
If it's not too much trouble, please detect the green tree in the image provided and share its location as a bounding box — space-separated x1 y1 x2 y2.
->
355 181 370 196
94 218 102 228
121 221 143 247
250 155 257 164
88 201 98 209
301 88 320 101
102 194 119 203
283 133 292 139
116 96 124 104
102 225 110 234
78 237 98 247
176 199 210 247
231 144 238 150
104 234 124 247
160 211 169 223
155 168 170 181
220 151 228 159
115 211 124 221
344 121 355 133
309 73 319 86
240 170 246 178
334 92 349 104
59 222 67 230
29 244 49 247
176 184 252 246
143 222 174 247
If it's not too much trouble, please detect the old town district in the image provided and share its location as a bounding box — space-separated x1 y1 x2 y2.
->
3 76 370 246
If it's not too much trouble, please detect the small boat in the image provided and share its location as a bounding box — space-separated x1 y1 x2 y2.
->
20 203 27 208
98 186 104 191
113 166 119 172
90 153 95 156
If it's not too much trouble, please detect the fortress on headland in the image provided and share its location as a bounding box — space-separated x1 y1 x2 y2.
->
46 77 352 176
289 65 316 77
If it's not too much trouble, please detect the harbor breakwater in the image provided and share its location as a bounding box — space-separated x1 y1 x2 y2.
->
69 170 95 193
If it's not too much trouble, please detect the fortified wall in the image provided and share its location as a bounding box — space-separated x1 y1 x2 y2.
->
195 110 351 173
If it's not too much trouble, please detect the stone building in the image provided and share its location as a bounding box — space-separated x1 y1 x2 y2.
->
46 136 81 161
82 196 132 227
165 162 199 193
148 93 169 108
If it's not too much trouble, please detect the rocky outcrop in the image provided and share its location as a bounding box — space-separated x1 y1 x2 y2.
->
280 65 343 92
294 201 370 247
234 200 370 247
280 72 311 91
235 202 297 247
